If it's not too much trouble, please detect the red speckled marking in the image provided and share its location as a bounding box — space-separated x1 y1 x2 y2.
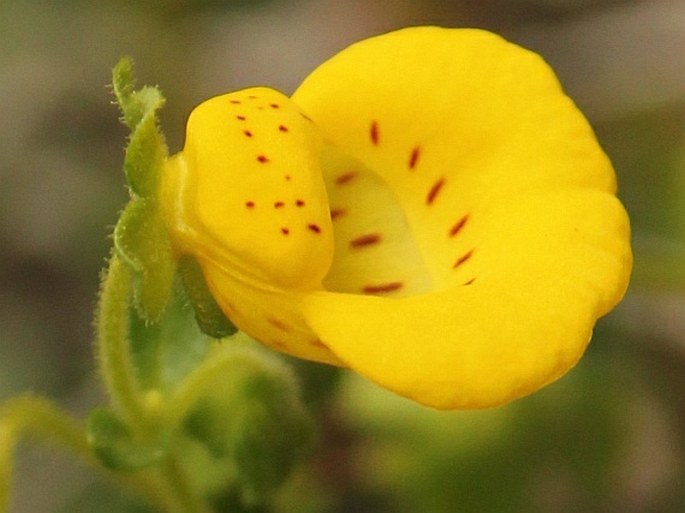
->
409 146 421 169
449 215 469 238
274 201 285 208
350 233 381 249
295 200 305 207
426 178 445 205
281 227 290 235
230 100 241 104
330 208 346 220
271 339 287 350
463 278 476 285
362 282 403 294
370 121 379 146
243 129 253 137
284 175 291 181
310 338 328 349
336 171 357 185
452 250 474 269
236 115 246 121
278 125 289 132
268 317 291 332
257 155 269 163
222 301 237 317
245 201 255 208
270 103 280 109
307 224 321 234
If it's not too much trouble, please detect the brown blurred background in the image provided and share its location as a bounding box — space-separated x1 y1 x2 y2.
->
1 1 684 512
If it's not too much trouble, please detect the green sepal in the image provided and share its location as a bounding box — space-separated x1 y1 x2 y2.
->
124 102 166 198
86 408 167 471
114 199 176 322
129 280 214 391
112 57 136 122
112 58 166 131
112 57 167 197
179 256 237 339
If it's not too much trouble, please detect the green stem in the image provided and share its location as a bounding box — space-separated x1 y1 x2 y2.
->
96 255 147 427
0 395 92 513
95 255 214 512
158 454 213 513
0 395 195 513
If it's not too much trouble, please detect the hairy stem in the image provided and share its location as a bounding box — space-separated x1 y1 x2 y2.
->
96 255 147 427
0 396 91 512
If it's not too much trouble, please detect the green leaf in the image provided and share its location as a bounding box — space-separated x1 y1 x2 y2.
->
232 384 314 505
179 256 237 339
114 199 176 322
181 346 314 504
86 408 166 471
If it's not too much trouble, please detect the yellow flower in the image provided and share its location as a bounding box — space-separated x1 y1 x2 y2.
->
161 27 632 409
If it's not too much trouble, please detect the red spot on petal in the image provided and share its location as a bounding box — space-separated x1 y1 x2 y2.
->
370 120 379 146
281 227 290 235
274 201 285 208
270 103 280 109
350 233 381 249
284 175 291 181
426 177 445 205
362 282 403 294
335 171 357 185
452 249 474 269
236 115 246 121
449 215 469 238
243 129 253 137
245 201 255 208
222 301 237 316
330 208 346 220
463 278 476 285
409 146 421 169
268 317 291 332
257 155 269 163
307 224 321 234
271 339 287 349
230 100 241 104
310 338 328 349
295 199 305 207
278 125 289 132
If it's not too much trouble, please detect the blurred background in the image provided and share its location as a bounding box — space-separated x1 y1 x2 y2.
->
1 0 684 511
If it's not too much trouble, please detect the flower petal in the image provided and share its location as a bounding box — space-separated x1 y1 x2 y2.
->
162 88 341 364
293 26 615 191
162 87 333 290
319 145 432 296
301 190 631 409
292 27 618 290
